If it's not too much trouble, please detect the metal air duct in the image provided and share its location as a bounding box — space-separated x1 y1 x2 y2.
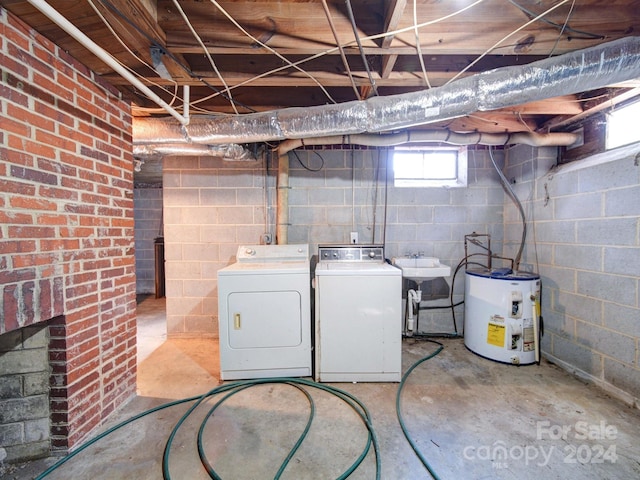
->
133 37 640 148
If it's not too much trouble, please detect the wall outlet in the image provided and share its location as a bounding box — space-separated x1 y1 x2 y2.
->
350 232 358 244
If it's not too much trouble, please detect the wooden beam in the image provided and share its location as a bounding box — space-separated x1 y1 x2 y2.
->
543 88 640 131
446 112 538 133
101 70 471 88
93 0 191 80
381 0 406 49
380 54 398 79
508 96 583 115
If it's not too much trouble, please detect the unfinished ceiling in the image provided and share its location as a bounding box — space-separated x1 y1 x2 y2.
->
4 1 639 125
3 0 640 177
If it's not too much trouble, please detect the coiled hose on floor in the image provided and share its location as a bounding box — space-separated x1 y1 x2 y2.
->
36 342 446 480
35 378 379 480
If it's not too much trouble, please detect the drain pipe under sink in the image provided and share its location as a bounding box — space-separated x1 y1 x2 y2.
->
406 288 422 334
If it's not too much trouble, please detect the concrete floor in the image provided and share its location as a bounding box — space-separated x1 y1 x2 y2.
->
9 295 640 479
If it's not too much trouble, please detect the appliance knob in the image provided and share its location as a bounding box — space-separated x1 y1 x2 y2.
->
369 251 376 258
245 248 255 255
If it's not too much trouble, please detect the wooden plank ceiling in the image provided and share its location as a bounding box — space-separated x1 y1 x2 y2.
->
3 0 640 135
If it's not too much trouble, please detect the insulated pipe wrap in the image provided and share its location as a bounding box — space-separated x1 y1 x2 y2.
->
133 143 255 160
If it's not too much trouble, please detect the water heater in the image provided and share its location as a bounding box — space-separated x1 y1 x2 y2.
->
464 268 541 365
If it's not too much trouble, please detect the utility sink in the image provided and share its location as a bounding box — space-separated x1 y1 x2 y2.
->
393 257 451 282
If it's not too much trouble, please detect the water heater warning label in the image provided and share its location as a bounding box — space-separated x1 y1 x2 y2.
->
487 323 505 347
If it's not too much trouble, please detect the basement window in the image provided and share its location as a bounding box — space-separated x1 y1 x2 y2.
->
606 100 640 149
393 146 467 187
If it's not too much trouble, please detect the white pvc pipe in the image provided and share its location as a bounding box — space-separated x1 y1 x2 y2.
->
183 85 190 123
27 0 189 126
407 289 421 333
276 130 578 156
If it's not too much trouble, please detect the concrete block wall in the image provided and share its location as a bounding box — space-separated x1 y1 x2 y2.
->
0 325 50 461
163 156 274 337
504 143 640 406
0 8 136 456
134 187 163 294
288 147 505 334
162 146 504 337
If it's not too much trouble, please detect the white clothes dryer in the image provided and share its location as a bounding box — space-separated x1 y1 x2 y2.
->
217 244 311 380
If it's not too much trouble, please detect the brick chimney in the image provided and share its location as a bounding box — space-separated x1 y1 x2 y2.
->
0 8 136 461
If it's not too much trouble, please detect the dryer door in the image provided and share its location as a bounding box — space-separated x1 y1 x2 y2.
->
226 290 302 349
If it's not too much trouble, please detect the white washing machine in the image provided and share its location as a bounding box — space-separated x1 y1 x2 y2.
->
217 244 311 380
314 245 402 382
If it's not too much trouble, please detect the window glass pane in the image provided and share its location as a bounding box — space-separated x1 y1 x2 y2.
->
607 101 640 149
394 152 424 178
392 147 466 187
424 152 457 179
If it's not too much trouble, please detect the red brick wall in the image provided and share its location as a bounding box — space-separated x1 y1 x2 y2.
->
0 8 136 452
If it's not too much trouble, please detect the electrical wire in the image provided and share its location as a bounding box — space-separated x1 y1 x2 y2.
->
446 0 571 85
449 255 493 332
364 0 487 45
292 149 324 172
263 148 272 243
171 0 239 115
372 149 380 244
93 0 487 114
96 0 257 114
489 147 527 270
548 0 576 57
344 0 378 97
412 0 431 89
507 0 603 40
88 0 179 95
193 0 486 101
321 0 362 101
208 0 337 105
351 149 356 234
381 149 390 247
406 252 488 337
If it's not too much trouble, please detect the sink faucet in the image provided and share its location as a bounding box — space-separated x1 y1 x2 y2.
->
405 252 424 258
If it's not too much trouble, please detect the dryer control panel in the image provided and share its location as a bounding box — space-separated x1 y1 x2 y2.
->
318 245 384 262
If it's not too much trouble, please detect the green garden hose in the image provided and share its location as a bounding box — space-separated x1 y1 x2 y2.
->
36 343 447 480
37 378 379 480
396 339 444 480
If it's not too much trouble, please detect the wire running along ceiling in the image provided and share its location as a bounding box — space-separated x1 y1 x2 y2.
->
7 0 638 136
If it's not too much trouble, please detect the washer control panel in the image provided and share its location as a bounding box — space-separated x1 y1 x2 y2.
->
318 245 384 262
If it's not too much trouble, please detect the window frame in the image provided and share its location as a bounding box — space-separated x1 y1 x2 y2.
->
392 145 468 188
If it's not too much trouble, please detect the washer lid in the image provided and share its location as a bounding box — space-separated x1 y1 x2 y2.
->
315 261 401 276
